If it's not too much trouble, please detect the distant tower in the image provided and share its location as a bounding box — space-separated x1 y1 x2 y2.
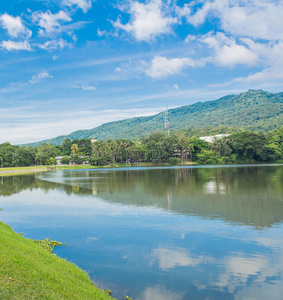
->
164 105 169 136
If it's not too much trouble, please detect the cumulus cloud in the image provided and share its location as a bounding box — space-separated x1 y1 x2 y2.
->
145 55 205 79
201 32 258 67
179 0 283 41
113 0 178 41
0 13 32 38
62 0 92 13
32 10 71 35
208 39 283 86
0 40 32 51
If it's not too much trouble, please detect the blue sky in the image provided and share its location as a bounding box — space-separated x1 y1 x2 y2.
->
0 0 283 144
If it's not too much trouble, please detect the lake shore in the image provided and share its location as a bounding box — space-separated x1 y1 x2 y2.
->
0 221 114 300
1 160 282 176
0 162 195 176
0 166 52 176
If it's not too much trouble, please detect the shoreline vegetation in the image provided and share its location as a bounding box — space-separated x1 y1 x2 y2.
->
0 221 115 300
1 127 283 172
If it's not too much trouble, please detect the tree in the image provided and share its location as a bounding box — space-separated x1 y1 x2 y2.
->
36 143 60 165
12 147 35 167
49 157 56 165
71 144 78 156
210 136 232 157
0 143 19 167
62 138 72 156
61 156 70 165
228 132 266 161
141 132 175 162
176 133 191 164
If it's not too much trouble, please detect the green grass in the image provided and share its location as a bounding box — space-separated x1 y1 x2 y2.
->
0 166 52 177
0 166 49 171
0 221 114 300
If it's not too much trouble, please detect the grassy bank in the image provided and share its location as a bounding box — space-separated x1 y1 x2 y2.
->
0 221 114 300
0 166 52 177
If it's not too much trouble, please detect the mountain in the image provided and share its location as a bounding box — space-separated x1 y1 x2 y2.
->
23 89 283 146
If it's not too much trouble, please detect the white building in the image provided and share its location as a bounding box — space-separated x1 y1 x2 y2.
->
199 134 230 143
55 156 65 165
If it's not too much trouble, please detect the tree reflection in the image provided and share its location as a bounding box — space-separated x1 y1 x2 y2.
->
1 166 283 228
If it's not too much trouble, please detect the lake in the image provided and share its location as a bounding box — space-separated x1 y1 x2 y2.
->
1 165 283 300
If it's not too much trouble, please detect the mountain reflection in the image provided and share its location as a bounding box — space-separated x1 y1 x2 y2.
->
1 165 283 228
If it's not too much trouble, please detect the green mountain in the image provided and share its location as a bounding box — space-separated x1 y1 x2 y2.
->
24 89 283 146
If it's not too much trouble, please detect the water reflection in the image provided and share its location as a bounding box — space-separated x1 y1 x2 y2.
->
0 165 283 300
37 165 283 228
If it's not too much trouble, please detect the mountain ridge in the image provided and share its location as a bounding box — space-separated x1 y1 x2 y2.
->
22 89 283 146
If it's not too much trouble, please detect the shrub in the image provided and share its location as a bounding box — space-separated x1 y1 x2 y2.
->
169 157 180 165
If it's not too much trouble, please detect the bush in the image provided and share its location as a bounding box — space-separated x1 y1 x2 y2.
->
61 156 70 165
169 157 180 165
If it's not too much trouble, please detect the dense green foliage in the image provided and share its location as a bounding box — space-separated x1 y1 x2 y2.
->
0 221 114 299
1 126 283 167
21 90 283 147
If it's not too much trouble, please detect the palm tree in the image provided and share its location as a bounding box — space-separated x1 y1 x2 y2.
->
71 144 78 156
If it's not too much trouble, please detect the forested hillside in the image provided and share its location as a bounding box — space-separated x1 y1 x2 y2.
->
24 89 283 146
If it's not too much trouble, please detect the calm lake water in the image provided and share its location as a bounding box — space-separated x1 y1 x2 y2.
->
1 165 283 300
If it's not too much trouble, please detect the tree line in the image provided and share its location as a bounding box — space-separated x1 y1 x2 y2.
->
0 127 282 168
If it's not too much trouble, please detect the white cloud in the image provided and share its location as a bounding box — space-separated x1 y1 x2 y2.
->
212 253 272 294
184 34 196 43
209 39 283 85
39 39 72 50
29 72 53 85
150 247 212 271
0 13 32 38
173 84 179 90
73 84 97 91
179 0 283 41
0 40 32 51
81 85 96 91
32 10 71 34
145 55 205 79
97 28 107 37
0 72 52 94
62 0 92 13
142 286 184 300
201 32 258 67
113 0 178 41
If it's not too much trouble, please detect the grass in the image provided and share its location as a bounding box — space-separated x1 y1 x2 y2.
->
0 221 114 300
0 166 53 177
0 166 50 172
